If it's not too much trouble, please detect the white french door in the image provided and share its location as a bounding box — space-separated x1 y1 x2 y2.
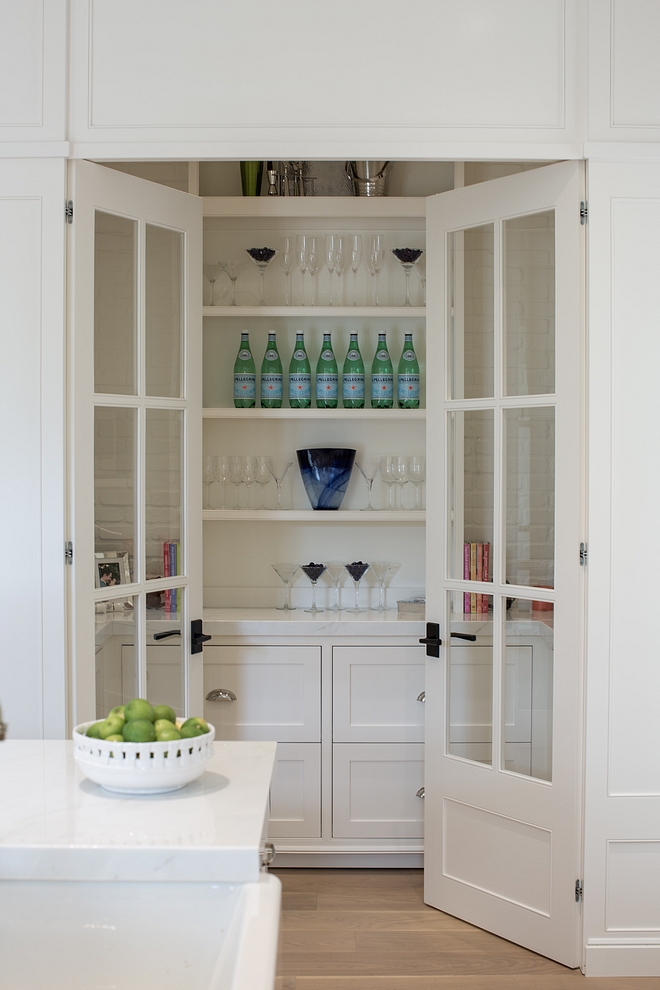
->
424 162 584 966
68 160 203 727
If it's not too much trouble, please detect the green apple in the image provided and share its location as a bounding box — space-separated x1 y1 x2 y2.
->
123 718 156 743
152 704 177 724
86 721 102 738
99 715 126 739
124 698 155 723
179 717 210 738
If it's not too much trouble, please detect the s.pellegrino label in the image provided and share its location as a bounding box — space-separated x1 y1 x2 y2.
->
289 331 311 408
370 332 393 409
342 332 365 409
397 332 420 409
260 331 282 408
233 331 256 408
315 332 338 408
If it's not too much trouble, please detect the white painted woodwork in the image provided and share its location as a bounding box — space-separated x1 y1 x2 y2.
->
0 158 67 738
332 646 425 743
583 161 660 977
332 743 425 839
424 162 584 967
268 743 322 838
203 646 321 742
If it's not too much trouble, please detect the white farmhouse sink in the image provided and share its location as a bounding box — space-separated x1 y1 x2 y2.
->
0 873 281 990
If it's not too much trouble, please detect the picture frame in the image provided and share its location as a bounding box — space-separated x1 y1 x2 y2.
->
95 552 131 590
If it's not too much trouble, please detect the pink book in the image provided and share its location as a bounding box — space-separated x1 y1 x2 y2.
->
482 543 490 612
464 543 470 613
163 542 170 611
476 542 483 613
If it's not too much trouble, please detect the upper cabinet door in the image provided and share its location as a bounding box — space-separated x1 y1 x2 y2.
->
69 160 202 727
423 161 584 967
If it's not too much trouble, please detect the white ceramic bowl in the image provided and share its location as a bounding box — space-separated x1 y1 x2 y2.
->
73 720 215 794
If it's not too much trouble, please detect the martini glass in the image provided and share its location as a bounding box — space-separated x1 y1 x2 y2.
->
271 563 299 610
392 248 424 307
203 264 224 306
369 561 401 611
267 458 293 509
301 562 327 613
345 561 370 612
246 247 277 306
355 459 379 510
325 561 347 610
219 260 244 306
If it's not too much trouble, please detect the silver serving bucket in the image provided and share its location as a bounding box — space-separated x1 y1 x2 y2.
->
345 161 392 197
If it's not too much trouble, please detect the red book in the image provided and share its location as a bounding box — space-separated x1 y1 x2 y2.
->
163 541 171 611
464 543 470 613
483 543 490 612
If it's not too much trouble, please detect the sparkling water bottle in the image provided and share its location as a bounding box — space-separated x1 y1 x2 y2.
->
233 331 256 408
342 332 365 409
289 331 311 409
260 331 282 408
397 331 420 409
370 331 393 409
315 332 338 409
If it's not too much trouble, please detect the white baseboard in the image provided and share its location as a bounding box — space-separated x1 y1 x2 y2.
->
585 942 660 977
272 852 424 869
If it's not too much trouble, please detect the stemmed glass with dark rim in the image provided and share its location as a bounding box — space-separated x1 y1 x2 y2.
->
301 562 327 613
392 248 424 307
246 247 277 306
271 563 299 611
344 561 370 613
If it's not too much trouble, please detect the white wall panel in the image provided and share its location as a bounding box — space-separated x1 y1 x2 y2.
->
606 841 660 931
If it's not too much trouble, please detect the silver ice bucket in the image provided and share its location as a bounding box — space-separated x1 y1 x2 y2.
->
345 161 392 197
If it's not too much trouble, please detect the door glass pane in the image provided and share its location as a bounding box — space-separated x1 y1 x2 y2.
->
448 410 494 581
504 210 555 396
94 595 136 719
147 609 184 718
447 592 493 766
505 407 555 590
448 224 494 399
146 224 184 398
94 407 136 583
146 408 183 582
94 211 137 395
502 597 553 781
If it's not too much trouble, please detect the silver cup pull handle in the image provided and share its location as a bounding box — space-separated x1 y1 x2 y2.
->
416 786 426 799
206 688 237 702
417 691 426 703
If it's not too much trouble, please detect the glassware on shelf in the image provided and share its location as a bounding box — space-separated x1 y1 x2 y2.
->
344 561 370 613
267 458 293 509
409 455 426 508
239 455 257 508
279 238 295 305
301 562 327 613
297 447 356 510
306 236 320 306
289 332 311 409
296 234 308 305
393 455 409 509
254 455 272 507
348 234 363 306
416 256 426 305
246 247 277 306
369 560 401 611
272 562 299 610
392 248 424 307
228 456 243 508
219 260 244 307
315 333 338 409
367 235 386 306
324 234 337 305
379 455 397 509
342 332 365 409
355 459 379 510
212 455 233 509
334 236 347 306
260 331 283 408
203 455 215 508
203 264 224 306
324 561 347 610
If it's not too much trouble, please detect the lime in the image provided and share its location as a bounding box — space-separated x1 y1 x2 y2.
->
180 716 210 737
157 727 181 742
123 718 157 743
108 705 126 721
152 704 177 724
99 715 126 739
125 698 155 723
104 733 124 742
154 718 176 734
86 721 102 738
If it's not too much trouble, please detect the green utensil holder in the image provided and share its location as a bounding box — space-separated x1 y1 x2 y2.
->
240 161 263 196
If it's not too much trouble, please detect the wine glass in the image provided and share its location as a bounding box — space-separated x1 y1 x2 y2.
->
246 247 277 306
379 455 397 510
348 234 363 306
279 237 295 305
267 458 293 509
295 234 308 305
367 235 385 306
355 459 379 510
324 561 347 610
334 236 347 306
203 455 215 508
392 248 424 307
212 455 233 509
203 264 224 306
254 455 272 508
324 234 336 305
416 256 427 305
369 561 401 611
272 562 299 610
409 455 426 509
393 455 409 509
301 562 327 613
344 561 370 613
228 455 243 508
219 260 244 307
239 455 257 508
306 236 320 306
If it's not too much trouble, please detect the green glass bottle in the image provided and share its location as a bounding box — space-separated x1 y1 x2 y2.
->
315 332 338 409
260 331 282 408
233 331 256 408
289 331 311 409
370 332 394 409
342 332 365 409
397 331 420 409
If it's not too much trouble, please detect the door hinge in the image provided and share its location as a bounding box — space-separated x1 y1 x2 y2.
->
580 201 588 224
580 542 588 566
575 879 583 902
64 541 73 564
65 200 73 224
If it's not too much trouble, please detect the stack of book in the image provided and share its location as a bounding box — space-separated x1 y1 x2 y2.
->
464 542 491 615
163 541 181 613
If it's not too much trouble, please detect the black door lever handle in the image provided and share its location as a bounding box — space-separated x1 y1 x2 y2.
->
450 632 477 642
191 618 212 655
420 622 478 656
153 629 181 641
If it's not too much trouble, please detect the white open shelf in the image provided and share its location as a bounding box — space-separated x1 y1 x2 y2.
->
203 306 425 318
202 509 425 522
203 407 426 420
202 197 426 219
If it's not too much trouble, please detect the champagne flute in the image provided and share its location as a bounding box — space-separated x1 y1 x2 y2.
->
239 455 257 508
301 562 327 613
409 455 426 509
334 236 347 307
306 236 320 307
228 455 243 508
369 561 401 611
393 455 409 509
324 561 347 610
203 455 215 508
296 234 308 305
348 234 363 306
279 237 295 305
272 562 299 610
219 260 244 307
203 264 223 306
379 455 397 510
212 455 233 509
267 458 293 509
367 235 385 306
355 458 379 510
254 455 272 508
345 561 370 613
324 234 336 305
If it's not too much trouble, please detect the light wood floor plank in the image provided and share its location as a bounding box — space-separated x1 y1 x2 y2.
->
282 910 478 932
293 979 660 990
281 932 357 954
282 891 318 911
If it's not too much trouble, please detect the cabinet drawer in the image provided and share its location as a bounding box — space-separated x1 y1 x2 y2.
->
333 743 424 839
333 646 425 742
203 646 320 742
268 743 321 839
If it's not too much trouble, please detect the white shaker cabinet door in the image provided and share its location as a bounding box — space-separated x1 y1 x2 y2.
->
268 743 321 839
203 646 321 742
333 646 425 743
333 743 425 839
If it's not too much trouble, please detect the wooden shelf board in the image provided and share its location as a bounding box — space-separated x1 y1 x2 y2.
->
202 509 425 522
202 197 426 219
203 407 426 420
203 306 425 318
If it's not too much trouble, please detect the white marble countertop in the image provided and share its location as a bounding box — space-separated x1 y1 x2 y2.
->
202 607 425 636
0 740 276 883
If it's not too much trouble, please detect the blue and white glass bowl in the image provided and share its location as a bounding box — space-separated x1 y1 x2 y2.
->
296 448 356 510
